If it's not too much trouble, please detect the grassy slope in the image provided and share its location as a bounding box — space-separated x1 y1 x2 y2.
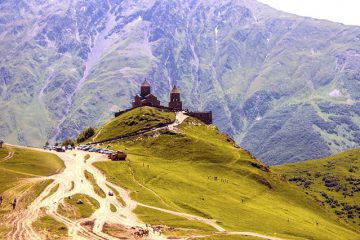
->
0 146 64 182
92 110 360 240
0 145 65 235
92 107 175 142
0 145 64 192
133 206 215 231
273 149 360 229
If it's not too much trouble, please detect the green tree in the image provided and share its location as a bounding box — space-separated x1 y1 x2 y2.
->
62 139 75 147
76 127 95 143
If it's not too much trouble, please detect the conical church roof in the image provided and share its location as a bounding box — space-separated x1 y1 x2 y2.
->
142 78 150 87
171 85 180 94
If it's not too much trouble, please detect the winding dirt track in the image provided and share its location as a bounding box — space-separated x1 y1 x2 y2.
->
1 151 14 162
5 113 285 240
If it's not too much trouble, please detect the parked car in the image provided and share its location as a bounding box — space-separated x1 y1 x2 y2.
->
83 146 92 151
56 147 65 152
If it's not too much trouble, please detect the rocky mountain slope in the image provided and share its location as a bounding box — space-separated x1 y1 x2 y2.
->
0 0 360 164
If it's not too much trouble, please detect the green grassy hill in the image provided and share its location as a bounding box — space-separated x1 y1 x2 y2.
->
0 145 64 235
91 107 360 240
91 107 175 142
273 149 360 229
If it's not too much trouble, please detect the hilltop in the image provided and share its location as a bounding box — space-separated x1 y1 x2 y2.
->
0 0 360 164
273 148 360 229
85 107 360 239
91 107 175 143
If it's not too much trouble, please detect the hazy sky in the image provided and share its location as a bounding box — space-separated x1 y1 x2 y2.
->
258 0 360 26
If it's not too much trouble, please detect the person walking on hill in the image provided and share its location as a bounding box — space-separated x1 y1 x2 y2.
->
12 198 17 210
0 195 3 206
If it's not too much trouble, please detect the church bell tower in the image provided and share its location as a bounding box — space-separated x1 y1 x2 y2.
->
169 85 182 111
140 79 151 97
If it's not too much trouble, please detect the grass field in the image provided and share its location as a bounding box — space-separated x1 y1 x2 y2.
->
0 145 64 236
203 236 269 240
84 170 106 198
33 213 68 239
273 148 360 229
92 110 360 240
91 107 175 142
57 194 100 220
42 183 60 201
134 206 215 231
0 146 64 191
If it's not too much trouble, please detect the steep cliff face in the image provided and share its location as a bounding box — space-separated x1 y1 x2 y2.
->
0 0 360 164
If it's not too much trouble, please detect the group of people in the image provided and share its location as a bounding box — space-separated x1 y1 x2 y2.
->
0 195 17 210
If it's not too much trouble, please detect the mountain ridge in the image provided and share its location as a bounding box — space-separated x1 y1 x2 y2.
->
0 0 360 165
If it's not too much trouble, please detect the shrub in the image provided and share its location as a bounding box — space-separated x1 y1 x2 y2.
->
62 139 76 147
76 127 95 143
322 176 340 188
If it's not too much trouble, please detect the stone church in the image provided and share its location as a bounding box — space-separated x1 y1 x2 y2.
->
115 79 212 124
132 79 161 108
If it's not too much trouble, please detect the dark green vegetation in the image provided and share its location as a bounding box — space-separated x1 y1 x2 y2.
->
0 145 64 235
57 194 100 220
92 107 175 142
76 127 95 143
62 139 76 147
273 149 360 229
93 108 360 239
1 0 360 164
33 214 68 239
